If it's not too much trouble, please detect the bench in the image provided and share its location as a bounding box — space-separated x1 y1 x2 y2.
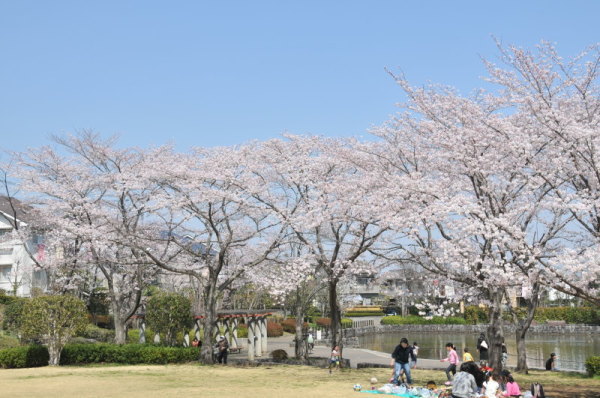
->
229 347 243 354
546 320 566 326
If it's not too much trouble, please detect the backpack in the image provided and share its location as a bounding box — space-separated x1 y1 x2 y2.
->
531 382 545 398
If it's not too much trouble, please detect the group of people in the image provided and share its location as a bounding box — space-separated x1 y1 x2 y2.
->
389 333 554 398
190 335 230 364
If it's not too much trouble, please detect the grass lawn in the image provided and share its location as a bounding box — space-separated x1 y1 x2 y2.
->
0 364 599 398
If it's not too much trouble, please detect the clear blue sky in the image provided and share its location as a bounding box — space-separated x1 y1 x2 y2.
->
1 1 599 153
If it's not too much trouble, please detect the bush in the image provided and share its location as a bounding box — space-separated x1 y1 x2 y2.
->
464 306 489 324
2 298 27 333
341 318 353 328
145 292 192 346
535 307 600 325
266 321 283 337
77 324 115 343
345 311 385 317
586 356 600 376
280 319 308 334
0 345 49 368
0 333 20 349
237 323 248 338
0 291 17 305
271 349 288 361
315 318 331 327
60 343 199 365
381 315 467 325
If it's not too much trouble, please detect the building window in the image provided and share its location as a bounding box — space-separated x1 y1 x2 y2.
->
0 248 13 256
0 265 12 282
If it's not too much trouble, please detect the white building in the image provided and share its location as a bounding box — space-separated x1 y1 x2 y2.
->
0 196 46 296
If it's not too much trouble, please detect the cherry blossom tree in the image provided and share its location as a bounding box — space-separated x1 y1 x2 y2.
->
15 132 157 344
369 65 570 371
484 41 600 306
131 144 286 363
244 136 388 352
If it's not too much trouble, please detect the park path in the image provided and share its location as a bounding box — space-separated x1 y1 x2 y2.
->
263 334 446 370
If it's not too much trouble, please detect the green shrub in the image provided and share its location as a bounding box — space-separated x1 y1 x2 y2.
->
381 315 467 325
267 321 283 337
464 306 489 324
77 324 115 342
0 332 20 349
145 292 192 346
586 356 600 376
0 345 49 368
2 298 27 333
237 323 248 338
341 318 353 328
345 311 385 317
0 291 17 305
60 343 198 365
535 307 600 325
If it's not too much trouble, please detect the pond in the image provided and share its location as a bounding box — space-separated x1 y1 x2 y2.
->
357 331 600 372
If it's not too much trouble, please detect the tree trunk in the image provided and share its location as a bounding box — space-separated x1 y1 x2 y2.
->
328 279 342 355
48 340 62 366
514 282 541 373
294 289 306 359
486 290 505 370
113 315 127 345
200 280 218 364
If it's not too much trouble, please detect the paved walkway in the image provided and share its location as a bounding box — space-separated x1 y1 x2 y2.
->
262 334 446 370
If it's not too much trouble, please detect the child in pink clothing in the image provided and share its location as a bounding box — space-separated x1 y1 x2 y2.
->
440 342 459 382
503 375 521 397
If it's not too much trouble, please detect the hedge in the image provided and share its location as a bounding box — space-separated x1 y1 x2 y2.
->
0 345 49 368
267 321 283 337
381 315 467 325
345 311 385 317
315 317 353 328
464 306 489 324
534 307 600 325
280 319 308 333
60 343 199 365
586 356 600 376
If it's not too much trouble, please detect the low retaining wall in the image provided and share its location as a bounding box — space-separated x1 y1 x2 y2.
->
344 323 600 337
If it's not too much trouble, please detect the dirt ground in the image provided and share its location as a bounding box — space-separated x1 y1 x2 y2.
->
0 364 598 398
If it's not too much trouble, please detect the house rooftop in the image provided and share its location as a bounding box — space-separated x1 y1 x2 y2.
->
0 196 36 224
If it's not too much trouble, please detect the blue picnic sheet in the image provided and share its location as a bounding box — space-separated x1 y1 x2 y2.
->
358 390 419 397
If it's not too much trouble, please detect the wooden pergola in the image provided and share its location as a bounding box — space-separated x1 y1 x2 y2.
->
132 310 272 361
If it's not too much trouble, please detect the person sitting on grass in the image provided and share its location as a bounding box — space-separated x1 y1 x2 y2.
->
545 353 557 371
502 375 521 397
463 347 474 363
450 362 478 398
482 372 500 398
329 345 341 374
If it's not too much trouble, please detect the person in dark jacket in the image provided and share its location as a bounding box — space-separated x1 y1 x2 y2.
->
476 333 489 363
391 337 416 385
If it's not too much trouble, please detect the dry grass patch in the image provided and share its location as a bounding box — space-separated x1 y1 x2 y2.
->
0 364 598 398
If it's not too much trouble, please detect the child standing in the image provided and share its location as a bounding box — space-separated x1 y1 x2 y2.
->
440 342 459 384
411 342 419 369
329 345 341 374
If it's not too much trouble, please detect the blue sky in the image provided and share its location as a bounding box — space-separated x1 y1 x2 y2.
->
1 1 599 153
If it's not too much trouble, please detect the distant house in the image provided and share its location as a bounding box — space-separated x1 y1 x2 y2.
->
0 196 46 296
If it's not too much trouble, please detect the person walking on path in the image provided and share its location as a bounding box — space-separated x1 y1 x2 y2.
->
391 337 416 385
440 342 460 384
477 333 489 364
411 342 419 369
